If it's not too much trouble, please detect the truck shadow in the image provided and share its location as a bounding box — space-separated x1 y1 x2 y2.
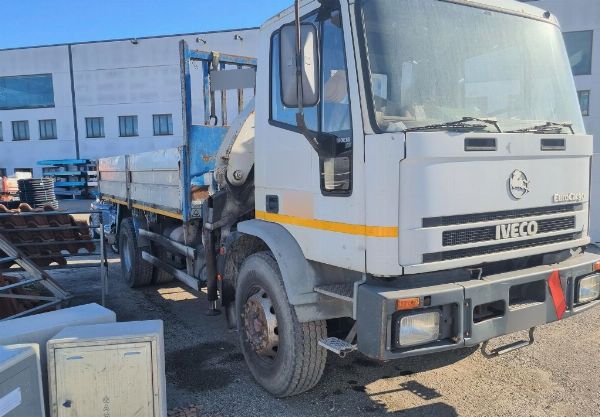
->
284 346 477 415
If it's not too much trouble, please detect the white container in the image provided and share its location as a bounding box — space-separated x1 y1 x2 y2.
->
47 320 166 417
0 303 116 365
0 304 115 416
0 344 45 417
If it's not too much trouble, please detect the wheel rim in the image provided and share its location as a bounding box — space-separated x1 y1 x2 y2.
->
122 235 132 272
242 287 279 360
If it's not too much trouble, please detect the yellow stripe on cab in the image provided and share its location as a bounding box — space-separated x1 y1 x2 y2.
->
255 210 398 238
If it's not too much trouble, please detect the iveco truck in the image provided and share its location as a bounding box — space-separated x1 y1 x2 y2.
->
95 0 600 397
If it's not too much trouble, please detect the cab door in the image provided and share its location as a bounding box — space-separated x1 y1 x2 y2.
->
254 1 367 272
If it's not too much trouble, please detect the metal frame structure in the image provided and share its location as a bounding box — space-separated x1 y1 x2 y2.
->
0 209 109 321
180 41 257 221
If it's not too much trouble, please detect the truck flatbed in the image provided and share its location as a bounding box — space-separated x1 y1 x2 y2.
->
98 45 257 221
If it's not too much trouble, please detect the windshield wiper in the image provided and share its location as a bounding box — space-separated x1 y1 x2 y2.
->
507 121 574 134
404 117 502 133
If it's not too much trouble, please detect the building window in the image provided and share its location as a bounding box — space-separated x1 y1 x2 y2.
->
564 31 593 76
12 121 30 141
0 168 6 177
153 114 173 136
85 117 104 138
119 115 138 137
0 122 3 141
0 74 54 110
39 119 57 140
578 90 590 116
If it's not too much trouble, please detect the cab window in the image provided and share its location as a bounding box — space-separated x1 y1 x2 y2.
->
270 5 353 195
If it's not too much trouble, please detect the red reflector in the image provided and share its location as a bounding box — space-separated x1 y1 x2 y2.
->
548 270 566 320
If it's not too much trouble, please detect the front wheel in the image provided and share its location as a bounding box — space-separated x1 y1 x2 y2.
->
235 252 327 397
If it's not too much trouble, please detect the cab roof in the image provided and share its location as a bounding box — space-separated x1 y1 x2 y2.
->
444 0 559 25
262 0 558 29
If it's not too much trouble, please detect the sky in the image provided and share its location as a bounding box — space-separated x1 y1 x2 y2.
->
0 0 292 49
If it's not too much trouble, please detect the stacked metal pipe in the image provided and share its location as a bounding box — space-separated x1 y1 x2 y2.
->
18 178 58 209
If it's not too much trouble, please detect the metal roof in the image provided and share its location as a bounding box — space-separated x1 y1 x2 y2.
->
0 27 259 52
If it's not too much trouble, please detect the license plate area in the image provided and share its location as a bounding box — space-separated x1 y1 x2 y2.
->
463 273 556 345
509 280 546 309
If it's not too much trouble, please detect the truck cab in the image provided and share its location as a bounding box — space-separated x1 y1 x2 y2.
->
246 0 600 390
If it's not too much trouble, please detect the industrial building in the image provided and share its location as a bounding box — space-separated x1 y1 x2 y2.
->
523 0 598 140
0 28 258 177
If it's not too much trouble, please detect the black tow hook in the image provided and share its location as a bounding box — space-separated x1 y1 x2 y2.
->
481 327 536 358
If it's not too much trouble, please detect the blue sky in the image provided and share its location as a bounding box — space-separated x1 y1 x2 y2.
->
0 0 292 49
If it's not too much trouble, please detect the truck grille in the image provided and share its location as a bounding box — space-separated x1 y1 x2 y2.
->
423 204 582 227
421 204 584 264
442 216 576 247
424 232 582 263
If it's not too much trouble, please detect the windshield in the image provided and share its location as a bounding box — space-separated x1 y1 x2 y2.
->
357 0 585 134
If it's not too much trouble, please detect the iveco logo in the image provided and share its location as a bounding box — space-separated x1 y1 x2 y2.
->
496 221 539 240
509 170 530 199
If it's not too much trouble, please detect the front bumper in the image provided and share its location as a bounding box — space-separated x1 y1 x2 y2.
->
356 251 600 360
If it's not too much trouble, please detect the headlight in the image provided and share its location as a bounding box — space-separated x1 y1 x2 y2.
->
397 311 440 347
577 273 600 304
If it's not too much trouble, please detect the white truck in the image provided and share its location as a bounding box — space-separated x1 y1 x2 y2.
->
96 0 600 397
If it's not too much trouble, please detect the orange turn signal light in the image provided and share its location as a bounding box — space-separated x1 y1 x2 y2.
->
395 297 421 311
594 262 600 272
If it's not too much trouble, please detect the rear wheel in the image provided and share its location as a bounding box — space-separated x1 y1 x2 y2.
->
153 267 175 284
119 218 153 287
235 252 327 397
152 250 176 284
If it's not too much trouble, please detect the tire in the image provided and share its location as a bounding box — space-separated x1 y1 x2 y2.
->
119 218 153 288
152 247 175 285
153 268 175 284
235 252 327 397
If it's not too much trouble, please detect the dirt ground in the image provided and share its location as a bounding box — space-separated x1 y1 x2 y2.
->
44 200 600 416
49 262 599 416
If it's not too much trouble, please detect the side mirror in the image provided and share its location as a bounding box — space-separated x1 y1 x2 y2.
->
279 23 320 108
316 132 338 157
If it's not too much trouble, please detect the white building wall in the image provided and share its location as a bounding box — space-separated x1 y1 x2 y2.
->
0 29 257 177
0 45 76 176
73 37 187 160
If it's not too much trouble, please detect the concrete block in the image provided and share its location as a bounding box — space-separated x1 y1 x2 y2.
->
0 303 116 364
0 344 45 417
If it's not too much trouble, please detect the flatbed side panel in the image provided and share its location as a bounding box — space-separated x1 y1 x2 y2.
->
98 155 127 201
128 148 183 215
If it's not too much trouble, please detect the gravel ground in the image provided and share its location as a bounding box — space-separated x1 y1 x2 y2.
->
49 254 600 417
